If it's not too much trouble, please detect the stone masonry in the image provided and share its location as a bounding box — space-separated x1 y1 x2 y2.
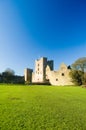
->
24 57 73 85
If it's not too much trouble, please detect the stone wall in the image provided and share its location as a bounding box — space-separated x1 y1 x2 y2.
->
46 63 74 85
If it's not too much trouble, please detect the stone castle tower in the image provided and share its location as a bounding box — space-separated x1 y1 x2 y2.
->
24 57 73 85
32 57 53 83
24 68 33 83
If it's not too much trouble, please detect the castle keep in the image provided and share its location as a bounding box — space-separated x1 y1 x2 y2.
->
24 57 73 85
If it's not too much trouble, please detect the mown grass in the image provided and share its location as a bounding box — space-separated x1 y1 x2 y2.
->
0 84 86 130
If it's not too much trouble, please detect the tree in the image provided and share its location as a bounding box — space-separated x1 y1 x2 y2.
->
70 57 86 85
2 68 15 83
69 70 84 85
4 68 15 76
72 57 86 72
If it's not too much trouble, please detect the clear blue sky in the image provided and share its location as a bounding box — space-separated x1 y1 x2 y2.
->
0 0 86 75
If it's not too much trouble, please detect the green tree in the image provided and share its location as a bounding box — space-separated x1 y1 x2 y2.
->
72 57 86 72
70 57 86 85
2 68 15 83
69 70 84 85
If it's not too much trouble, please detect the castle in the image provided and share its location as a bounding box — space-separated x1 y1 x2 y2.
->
24 57 73 85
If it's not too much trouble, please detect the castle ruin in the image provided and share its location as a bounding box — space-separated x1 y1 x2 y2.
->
24 57 73 85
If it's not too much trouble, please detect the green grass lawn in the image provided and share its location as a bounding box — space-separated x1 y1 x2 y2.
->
0 84 86 130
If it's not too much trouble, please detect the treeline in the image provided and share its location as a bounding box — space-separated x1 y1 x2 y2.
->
0 68 24 84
